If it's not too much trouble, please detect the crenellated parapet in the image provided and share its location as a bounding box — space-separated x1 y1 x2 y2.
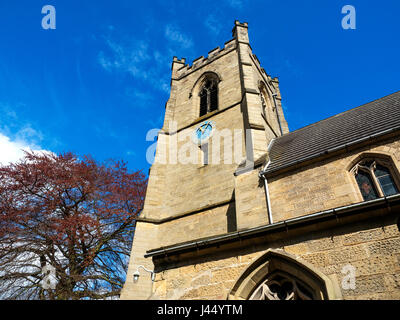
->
248 53 273 82
172 38 237 79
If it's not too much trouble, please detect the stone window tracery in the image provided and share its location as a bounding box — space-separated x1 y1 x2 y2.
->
352 158 399 201
228 249 339 300
199 78 218 117
249 271 316 300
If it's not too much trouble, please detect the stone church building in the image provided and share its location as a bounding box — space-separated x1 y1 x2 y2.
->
121 21 400 300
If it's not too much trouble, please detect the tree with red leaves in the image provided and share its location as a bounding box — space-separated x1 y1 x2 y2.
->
0 151 147 299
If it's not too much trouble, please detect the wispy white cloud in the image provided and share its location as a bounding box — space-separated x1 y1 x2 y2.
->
98 31 170 95
15 126 44 146
0 102 52 165
164 24 194 49
145 114 164 130
0 131 49 165
0 101 21 122
98 39 150 74
225 0 244 9
97 23 195 98
204 14 223 36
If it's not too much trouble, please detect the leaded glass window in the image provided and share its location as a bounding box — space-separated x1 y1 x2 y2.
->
355 170 379 201
352 159 399 201
375 164 399 196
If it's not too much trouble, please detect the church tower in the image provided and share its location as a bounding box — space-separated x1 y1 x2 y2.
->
121 21 288 299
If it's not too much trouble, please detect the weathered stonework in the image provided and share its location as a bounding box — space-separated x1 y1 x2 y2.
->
120 21 400 300
148 219 400 300
269 139 400 223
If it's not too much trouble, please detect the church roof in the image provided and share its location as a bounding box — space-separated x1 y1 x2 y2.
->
265 90 400 176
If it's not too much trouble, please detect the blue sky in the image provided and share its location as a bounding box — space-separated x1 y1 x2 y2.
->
0 0 399 172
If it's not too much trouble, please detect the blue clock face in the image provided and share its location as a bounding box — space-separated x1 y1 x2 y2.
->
194 121 215 143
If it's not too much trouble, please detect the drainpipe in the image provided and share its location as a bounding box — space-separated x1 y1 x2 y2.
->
259 161 273 224
259 139 275 224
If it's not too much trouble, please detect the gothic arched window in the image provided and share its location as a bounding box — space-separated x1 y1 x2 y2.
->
227 249 339 300
199 79 218 117
352 159 399 201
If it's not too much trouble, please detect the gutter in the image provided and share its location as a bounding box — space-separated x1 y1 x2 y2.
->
144 193 400 258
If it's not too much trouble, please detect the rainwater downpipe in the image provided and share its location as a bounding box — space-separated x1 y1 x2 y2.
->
260 161 273 224
259 139 275 224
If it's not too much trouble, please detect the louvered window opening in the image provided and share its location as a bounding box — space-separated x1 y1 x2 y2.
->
199 80 218 117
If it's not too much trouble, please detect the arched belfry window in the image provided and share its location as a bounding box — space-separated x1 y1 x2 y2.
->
199 78 218 117
352 158 399 201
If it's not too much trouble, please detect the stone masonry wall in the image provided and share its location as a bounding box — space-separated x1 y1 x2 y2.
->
268 137 400 223
139 117 400 262
122 21 400 300
152 219 400 300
